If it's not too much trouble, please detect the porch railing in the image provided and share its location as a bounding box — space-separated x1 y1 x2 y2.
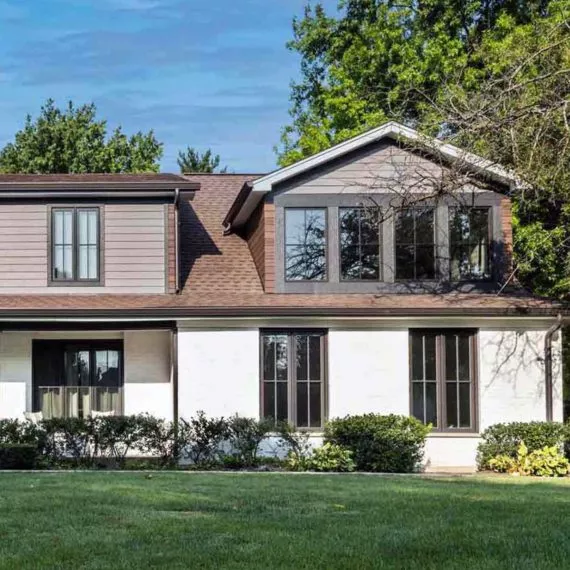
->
37 386 123 419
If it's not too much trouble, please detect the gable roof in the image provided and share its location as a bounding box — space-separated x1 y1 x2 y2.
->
225 121 519 229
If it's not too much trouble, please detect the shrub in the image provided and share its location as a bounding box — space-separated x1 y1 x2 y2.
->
137 416 185 468
227 416 273 467
477 422 569 470
0 444 38 469
95 415 149 468
275 421 312 463
41 417 96 467
489 441 569 477
287 442 355 472
325 414 431 473
180 412 229 466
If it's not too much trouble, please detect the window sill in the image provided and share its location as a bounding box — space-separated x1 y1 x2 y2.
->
427 432 480 438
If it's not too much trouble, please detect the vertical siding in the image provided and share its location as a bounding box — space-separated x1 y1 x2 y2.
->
500 197 513 279
245 201 265 285
264 203 276 293
0 203 167 293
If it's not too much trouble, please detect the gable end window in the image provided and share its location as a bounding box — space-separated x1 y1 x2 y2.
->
339 208 381 280
449 207 491 281
261 331 327 428
410 330 478 432
285 208 327 281
51 207 100 283
395 208 436 280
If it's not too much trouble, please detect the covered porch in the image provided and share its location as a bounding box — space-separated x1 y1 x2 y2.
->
0 323 176 421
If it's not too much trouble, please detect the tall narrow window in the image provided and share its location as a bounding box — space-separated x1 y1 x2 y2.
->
52 208 100 283
339 208 380 280
410 330 477 432
285 208 327 281
261 331 326 428
395 208 435 280
449 207 490 280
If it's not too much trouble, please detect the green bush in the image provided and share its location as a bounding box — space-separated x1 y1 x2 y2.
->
325 414 431 473
227 416 273 467
287 442 355 472
489 441 569 477
179 412 229 466
477 422 569 470
0 444 38 469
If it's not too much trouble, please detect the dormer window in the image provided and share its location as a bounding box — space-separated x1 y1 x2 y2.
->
285 208 327 281
51 207 100 283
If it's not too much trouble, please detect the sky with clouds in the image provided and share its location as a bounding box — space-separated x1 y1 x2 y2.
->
0 0 338 173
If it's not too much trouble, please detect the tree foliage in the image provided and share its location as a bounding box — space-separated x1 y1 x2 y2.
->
177 147 227 173
0 99 163 174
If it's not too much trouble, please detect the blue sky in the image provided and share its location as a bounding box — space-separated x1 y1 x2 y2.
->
0 0 337 173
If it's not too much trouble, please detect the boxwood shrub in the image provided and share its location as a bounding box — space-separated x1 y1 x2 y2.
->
324 414 431 473
477 422 569 470
0 444 38 469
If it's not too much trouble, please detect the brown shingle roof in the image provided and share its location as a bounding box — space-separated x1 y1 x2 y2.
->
0 173 562 317
0 173 187 184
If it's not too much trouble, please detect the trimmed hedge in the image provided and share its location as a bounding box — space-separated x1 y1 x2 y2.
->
325 414 431 473
0 444 37 469
477 422 569 470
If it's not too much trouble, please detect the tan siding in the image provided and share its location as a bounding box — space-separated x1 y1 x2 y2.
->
501 197 513 278
264 203 276 293
245 201 265 286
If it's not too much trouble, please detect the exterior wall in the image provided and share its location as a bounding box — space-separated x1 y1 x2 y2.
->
245 202 265 285
0 330 172 420
0 203 167 293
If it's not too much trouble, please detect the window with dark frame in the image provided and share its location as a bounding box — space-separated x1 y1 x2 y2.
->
261 331 326 428
410 330 477 432
395 208 436 280
449 207 491 281
339 208 381 280
52 207 100 283
285 208 327 281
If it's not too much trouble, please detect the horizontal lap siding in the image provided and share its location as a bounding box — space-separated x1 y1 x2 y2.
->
0 204 166 293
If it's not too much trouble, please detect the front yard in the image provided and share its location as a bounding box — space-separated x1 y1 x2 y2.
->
0 473 569 569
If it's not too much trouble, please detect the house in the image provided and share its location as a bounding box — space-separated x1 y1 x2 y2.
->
0 123 563 470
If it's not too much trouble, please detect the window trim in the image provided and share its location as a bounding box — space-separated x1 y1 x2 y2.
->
284 207 329 283
259 330 328 430
48 205 103 286
394 206 438 282
408 329 479 433
338 207 382 282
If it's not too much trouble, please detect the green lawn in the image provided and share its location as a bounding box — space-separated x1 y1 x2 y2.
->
0 473 569 569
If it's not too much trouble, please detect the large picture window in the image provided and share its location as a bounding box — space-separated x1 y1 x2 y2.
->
261 331 326 428
395 208 436 280
339 208 380 280
52 207 100 283
285 208 327 281
410 330 477 432
449 207 491 280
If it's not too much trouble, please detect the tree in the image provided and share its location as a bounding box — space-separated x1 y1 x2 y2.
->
0 99 163 174
177 147 227 173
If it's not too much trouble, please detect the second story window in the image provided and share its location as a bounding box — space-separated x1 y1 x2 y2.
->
339 208 380 280
395 208 435 280
285 208 326 281
449 207 491 280
52 208 100 283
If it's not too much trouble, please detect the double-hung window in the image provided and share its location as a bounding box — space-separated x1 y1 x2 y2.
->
395 208 436 280
449 207 491 280
410 330 477 432
261 331 326 428
51 207 100 283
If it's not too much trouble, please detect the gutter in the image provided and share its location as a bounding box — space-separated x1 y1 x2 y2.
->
545 313 563 421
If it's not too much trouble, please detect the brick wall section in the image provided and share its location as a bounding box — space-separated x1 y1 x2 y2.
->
264 203 276 293
500 197 513 279
167 203 177 293
245 202 265 285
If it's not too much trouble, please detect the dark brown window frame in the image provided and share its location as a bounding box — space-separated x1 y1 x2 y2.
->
338 207 382 282
409 329 479 433
259 330 328 430
49 206 103 286
284 207 329 283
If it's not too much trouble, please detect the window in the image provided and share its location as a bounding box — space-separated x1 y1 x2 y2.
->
395 208 436 280
261 331 326 428
32 340 123 419
339 208 380 280
410 330 477 431
449 207 491 280
285 208 327 281
52 208 100 282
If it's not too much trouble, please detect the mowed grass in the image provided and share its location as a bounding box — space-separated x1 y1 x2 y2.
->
0 473 570 569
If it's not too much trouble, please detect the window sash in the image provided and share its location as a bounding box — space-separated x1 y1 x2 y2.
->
52 207 100 282
395 208 436 280
260 331 326 429
410 330 477 432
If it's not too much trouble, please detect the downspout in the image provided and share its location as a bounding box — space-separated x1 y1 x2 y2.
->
174 188 180 294
171 327 179 458
545 313 563 422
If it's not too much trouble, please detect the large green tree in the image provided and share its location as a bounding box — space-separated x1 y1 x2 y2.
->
0 99 163 173
177 147 227 173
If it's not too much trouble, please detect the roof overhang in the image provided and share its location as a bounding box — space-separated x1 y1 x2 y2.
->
225 121 520 229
